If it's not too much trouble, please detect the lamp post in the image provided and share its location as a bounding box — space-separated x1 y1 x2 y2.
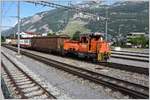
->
118 24 124 46
105 6 108 41
17 0 21 56
0 0 2 38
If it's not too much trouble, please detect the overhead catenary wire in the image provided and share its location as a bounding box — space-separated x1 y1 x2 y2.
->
1 1 19 32
0 0 3 38
26 1 106 20
2 1 14 18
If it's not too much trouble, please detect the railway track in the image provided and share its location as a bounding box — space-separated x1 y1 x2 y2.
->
112 50 149 55
3 45 149 75
2 46 149 99
111 52 149 58
111 50 149 62
111 54 149 62
1 52 56 99
99 62 148 75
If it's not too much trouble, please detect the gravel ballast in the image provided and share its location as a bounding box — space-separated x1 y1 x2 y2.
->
2 46 149 98
2 47 116 99
6 46 149 86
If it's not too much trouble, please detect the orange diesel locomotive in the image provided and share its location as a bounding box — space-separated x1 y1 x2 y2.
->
64 33 111 62
8 33 110 62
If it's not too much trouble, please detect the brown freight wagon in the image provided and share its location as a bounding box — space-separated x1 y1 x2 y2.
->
31 35 69 54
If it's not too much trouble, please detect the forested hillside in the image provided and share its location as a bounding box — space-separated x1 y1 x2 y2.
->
2 1 149 39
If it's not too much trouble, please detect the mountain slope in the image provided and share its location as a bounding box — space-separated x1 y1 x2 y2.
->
85 1 149 37
2 8 74 36
2 1 149 38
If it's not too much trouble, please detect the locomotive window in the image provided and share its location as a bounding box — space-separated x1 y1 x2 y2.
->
93 35 101 41
81 37 88 43
96 36 100 40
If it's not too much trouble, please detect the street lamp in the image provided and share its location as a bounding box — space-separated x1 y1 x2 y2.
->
17 0 21 56
118 24 124 46
105 6 108 41
118 24 123 35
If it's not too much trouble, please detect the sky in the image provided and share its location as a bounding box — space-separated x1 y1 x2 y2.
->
1 0 148 31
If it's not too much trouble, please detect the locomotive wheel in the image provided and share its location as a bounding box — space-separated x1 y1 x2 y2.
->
92 58 98 63
103 58 108 62
61 50 66 57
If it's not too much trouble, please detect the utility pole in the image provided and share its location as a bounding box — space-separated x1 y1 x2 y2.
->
119 26 121 35
17 0 20 55
67 1 71 23
0 0 2 40
105 6 108 41
118 24 123 34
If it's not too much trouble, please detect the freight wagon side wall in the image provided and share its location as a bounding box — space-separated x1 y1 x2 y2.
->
57 38 65 51
31 36 68 53
31 37 57 52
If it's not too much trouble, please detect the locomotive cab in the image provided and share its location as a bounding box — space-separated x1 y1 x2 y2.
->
63 32 111 62
80 33 110 62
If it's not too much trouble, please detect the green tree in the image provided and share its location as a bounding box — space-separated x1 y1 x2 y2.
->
72 31 81 41
130 37 138 46
1 36 5 42
139 35 148 47
48 32 55 36
130 35 148 48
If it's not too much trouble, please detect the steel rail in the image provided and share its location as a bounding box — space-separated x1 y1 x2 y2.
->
111 52 149 58
2 62 27 98
3 44 149 74
3 45 149 75
3 45 149 99
111 55 149 62
99 62 149 75
111 50 149 55
1 52 56 99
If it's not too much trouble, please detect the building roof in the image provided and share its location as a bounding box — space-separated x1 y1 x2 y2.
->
81 32 105 36
16 31 39 35
24 31 39 35
129 32 145 35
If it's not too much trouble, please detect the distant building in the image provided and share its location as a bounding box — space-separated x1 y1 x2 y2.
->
16 32 41 38
127 32 146 38
5 38 12 44
126 32 147 47
42 33 48 36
